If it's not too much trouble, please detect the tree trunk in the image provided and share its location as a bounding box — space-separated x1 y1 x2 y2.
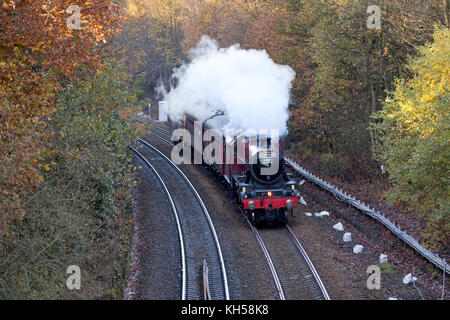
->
444 0 450 26
369 81 376 156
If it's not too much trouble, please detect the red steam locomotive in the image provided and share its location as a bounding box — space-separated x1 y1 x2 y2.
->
169 113 300 225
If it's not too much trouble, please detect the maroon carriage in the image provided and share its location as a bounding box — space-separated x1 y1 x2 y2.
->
170 113 300 225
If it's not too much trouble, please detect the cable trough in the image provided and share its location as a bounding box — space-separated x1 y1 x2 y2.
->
140 119 447 296
284 157 450 276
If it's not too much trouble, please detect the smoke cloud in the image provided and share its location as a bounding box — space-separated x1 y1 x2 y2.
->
163 36 296 136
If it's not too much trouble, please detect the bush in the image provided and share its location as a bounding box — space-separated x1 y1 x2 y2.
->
0 64 142 299
372 27 449 247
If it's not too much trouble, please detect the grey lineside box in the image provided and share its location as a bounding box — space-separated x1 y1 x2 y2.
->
159 101 169 122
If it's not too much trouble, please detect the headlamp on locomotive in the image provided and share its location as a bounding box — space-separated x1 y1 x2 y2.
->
229 133 300 225
172 113 300 225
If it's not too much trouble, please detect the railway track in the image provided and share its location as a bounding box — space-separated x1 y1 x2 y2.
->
144 124 330 300
151 125 171 135
137 117 448 298
246 219 330 300
147 119 449 274
131 138 230 300
130 146 186 299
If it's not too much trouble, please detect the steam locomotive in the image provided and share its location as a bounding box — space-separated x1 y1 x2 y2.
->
169 113 300 225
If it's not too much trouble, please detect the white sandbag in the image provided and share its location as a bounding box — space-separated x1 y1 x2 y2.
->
379 254 388 263
402 273 413 284
333 222 344 231
343 232 352 242
299 197 307 206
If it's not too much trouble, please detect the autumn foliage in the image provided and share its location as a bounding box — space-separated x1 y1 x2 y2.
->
1 1 145 298
373 27 450 246
121 0 449 246
1 0 448 297
0 0 123 237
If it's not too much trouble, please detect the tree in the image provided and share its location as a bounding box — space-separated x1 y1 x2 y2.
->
0 0 123 237
0 63 142 299
373 27 449 246
287 0 448 179
117 0 186 95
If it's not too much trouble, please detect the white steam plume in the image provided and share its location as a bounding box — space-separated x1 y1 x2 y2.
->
163 36 295 136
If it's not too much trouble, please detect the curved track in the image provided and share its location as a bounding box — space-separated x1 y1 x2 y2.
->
143 122 330 300
133 138 230 300
130 146 186 299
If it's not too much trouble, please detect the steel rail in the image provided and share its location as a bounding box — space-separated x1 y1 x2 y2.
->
285 225 331 300
149 133 173 147
138 138 230 300
149 130 284 300
129 146 187 300
246 219 285 300
147 131 329 300
133 117 171 136
203 260 212 300
151 125 172 135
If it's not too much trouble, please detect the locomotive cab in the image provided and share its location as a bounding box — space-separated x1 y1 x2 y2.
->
229 133 300 225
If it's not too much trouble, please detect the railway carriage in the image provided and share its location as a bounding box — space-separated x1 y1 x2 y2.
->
169 113 300 225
